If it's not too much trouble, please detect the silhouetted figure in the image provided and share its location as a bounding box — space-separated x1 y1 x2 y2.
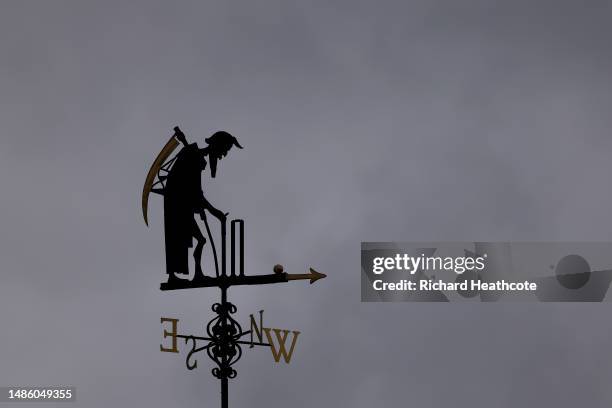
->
163 128 242 283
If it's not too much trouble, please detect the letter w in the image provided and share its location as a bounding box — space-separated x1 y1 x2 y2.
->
263 328 301 363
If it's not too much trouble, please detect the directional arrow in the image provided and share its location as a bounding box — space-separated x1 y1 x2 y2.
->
161 266 326 290
285 268 327 284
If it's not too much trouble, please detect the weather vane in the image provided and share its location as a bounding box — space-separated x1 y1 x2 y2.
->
142 126 326 408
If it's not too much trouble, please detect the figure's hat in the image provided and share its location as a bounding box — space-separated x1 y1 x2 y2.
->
205 131 243 149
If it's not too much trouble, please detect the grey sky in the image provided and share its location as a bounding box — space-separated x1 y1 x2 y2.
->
1 0 612 407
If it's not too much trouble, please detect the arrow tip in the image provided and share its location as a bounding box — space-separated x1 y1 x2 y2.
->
309 267 327 284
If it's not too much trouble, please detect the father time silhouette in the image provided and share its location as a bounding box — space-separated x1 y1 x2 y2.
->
160 127 242 284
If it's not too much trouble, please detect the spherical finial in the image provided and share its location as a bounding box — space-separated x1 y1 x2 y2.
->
273 264 284 274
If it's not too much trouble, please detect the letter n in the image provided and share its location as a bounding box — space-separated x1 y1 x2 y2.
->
249 310 264 348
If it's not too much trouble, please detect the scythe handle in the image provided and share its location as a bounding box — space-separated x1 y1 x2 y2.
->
173 126 188 146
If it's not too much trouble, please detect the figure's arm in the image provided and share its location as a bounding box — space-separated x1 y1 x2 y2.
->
198 192 227 221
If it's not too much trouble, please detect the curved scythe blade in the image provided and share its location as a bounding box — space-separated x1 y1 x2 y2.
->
142 136 179 226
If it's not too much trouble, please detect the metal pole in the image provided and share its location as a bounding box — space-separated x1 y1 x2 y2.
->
221 377 228 408
221 286 228 408
221 220 228 407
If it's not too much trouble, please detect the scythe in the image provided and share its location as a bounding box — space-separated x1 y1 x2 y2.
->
142 135 180 226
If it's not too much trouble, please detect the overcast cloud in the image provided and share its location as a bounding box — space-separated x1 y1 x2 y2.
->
1 1 612 407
